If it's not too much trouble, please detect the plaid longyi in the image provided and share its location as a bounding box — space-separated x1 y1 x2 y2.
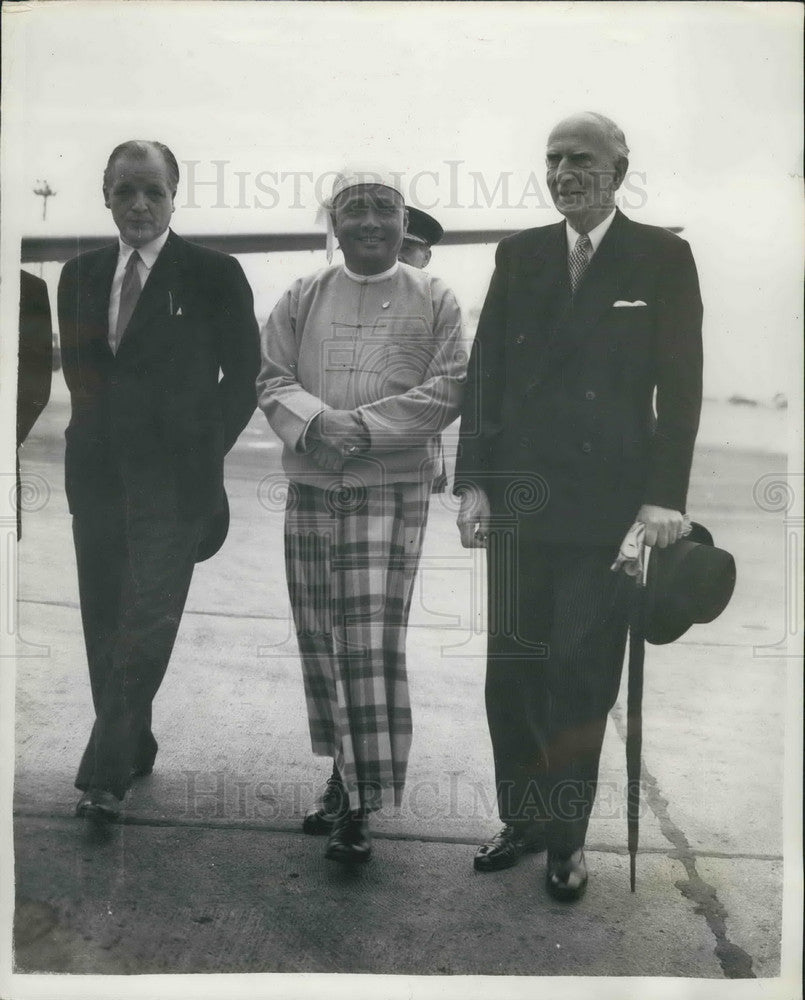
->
284 480 430 811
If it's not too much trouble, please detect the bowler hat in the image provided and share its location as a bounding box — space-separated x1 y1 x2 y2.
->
196 491 230 562
644 522 736 645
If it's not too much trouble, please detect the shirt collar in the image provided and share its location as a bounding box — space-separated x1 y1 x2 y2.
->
565 209 616 255
342 260 399 283
118 227 170 270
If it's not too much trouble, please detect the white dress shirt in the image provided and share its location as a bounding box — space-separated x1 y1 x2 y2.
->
565 209 616 259
108 227 170 335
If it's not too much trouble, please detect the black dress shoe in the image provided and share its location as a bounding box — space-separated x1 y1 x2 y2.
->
324 810 371 863
75 788 121 824
302 768 347 835
546 849 588 902
474 823 546 872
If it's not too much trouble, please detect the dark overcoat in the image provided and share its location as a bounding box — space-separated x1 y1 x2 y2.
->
58 230 260 537
455 209 703 544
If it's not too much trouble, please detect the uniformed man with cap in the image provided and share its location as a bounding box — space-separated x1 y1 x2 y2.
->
257 170 466 863
398 206 444 270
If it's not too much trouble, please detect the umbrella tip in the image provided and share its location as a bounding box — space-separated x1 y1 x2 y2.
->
630 854 636 892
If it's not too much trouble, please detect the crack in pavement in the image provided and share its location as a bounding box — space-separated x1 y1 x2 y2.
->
609 702 756 979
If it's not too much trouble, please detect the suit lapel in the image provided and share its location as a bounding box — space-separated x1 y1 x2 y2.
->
516 223 569 304
512 224 571 350
117 231 184 353
84 245 118 342
547 210 644 367
71 245 118 370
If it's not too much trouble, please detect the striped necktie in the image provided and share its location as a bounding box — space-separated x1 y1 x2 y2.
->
568 233 592 295
111 250 142 353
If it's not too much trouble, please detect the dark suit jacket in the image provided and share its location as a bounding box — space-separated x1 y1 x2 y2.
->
455 209 703 545
58 230 260 528
18 270 53 446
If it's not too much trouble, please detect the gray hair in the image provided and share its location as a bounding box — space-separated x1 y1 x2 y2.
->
583 112 630 168
103 140 180 196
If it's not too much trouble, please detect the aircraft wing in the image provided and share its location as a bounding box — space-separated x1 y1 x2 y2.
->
21 227 683 263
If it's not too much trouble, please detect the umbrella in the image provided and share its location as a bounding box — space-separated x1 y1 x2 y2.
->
626 574 646 892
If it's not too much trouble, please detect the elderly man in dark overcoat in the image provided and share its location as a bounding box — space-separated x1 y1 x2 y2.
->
455 113 703 900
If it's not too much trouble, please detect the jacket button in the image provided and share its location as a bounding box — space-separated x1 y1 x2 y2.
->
581 441 592 453
585 390 596 401
110 375 119 386
515 335 526 345
519 436 531 448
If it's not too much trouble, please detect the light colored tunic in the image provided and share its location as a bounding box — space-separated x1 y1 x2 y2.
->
257 261 466 489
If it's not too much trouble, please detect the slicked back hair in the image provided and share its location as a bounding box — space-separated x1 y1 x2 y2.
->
103 140 180 197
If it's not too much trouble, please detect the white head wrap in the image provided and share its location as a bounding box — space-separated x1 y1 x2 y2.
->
316 167 406 263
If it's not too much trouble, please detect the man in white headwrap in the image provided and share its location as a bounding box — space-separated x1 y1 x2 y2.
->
257 170 466 862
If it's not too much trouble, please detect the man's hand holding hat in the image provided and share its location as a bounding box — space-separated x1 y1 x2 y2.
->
636 504 686 548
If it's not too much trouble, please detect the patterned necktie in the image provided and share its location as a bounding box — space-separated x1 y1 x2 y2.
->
111 250 143 353
568 233 592 295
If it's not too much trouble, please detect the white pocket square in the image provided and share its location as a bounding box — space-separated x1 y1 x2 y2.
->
613 299 647 308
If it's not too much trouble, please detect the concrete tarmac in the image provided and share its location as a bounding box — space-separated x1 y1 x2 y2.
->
5 381 799 996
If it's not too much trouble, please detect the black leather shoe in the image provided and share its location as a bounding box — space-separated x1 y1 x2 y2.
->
474 823 546 872
546 849 588 901
75 788 121 824
302 769 347 835
324 810 371 863
131 734 158 779
130 756 156 780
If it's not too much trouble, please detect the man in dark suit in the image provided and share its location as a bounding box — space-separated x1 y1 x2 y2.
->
58 140 260 822
455 113 702 900
17 270 53 539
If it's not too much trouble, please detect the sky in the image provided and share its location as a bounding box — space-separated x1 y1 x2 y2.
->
1 0 803 403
